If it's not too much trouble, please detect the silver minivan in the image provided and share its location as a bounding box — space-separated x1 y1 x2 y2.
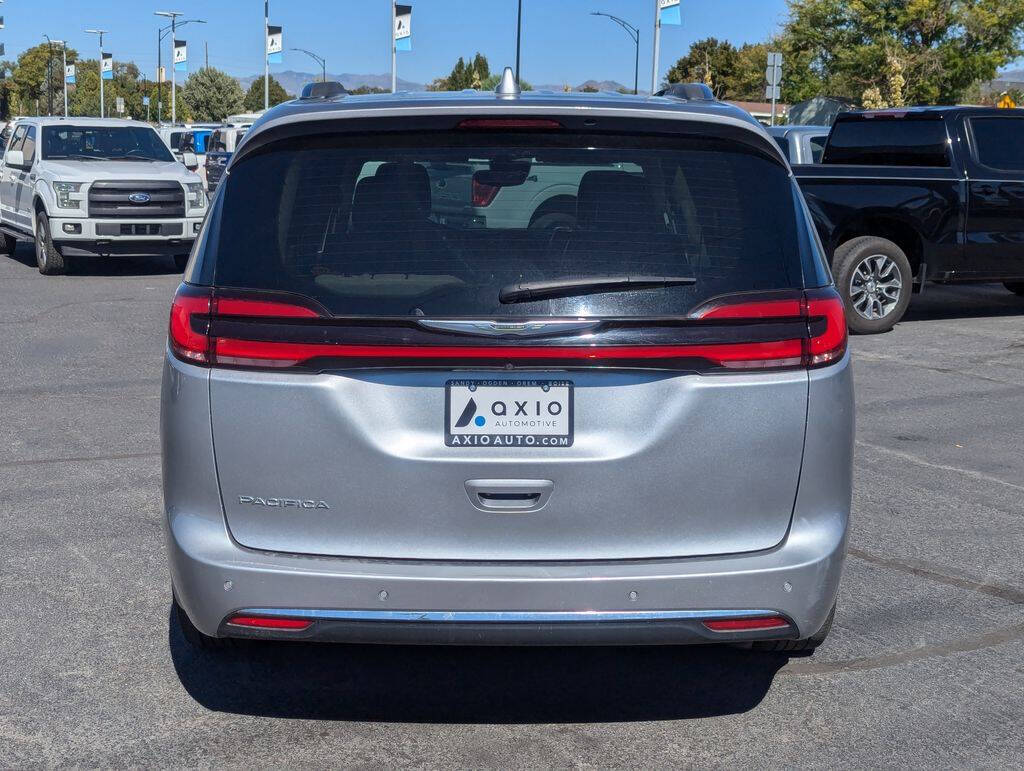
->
163 80 853 652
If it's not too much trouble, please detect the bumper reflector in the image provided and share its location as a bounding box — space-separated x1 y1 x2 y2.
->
702 616 790 632
226 615 312 630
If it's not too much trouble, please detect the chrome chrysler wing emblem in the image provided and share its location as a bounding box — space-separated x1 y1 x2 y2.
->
417 319 601 337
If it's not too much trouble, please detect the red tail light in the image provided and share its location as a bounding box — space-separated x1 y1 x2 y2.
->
471 176 501 207
703 616 790 632
168 285 212 363
226 615 312 630
169 285 847 372
692 288 847 368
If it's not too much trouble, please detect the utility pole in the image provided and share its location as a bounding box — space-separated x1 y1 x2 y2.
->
205 41 209 69
85 29 107 118
391 0 397 93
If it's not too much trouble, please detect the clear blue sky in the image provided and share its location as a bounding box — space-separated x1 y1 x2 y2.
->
5 0 790 86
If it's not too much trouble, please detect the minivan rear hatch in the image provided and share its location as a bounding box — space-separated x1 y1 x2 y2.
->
193 117 833 561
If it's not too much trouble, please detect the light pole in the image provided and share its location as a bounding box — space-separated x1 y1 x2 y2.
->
84 29 107 118
43 34 54 115
155 17 204 124
291 48 326 82
590 12 639 95
44 37 69 117
264 0 270 109
155 11 183 124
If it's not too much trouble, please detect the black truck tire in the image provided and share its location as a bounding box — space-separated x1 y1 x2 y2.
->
35 211 68 276
833 236 913 334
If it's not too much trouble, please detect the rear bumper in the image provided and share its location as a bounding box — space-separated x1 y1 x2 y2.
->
162 350 853 645
167 506 846 644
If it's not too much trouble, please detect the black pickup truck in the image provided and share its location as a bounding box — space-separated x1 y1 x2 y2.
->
793 107 1024 333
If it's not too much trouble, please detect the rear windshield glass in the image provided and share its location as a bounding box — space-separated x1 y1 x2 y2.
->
212 131 803 317
41 125 174 162
823 118 950 167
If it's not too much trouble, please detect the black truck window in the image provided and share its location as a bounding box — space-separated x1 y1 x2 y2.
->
823 118 950 167
970 117 1024 171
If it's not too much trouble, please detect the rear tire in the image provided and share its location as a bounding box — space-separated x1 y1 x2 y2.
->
0 232 16 256
1003 281 1024 297
174 596 235 651
35 211 67 275
173 253 190 273
752 604 835 653
833 236 912 334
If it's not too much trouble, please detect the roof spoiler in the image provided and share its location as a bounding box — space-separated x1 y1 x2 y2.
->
299 81 348 100
655 83 715 101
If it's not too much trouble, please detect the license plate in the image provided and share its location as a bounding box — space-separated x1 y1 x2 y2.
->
445 380 573 447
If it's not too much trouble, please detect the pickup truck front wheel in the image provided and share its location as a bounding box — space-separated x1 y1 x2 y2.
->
833 236 912 334
34 212 67 276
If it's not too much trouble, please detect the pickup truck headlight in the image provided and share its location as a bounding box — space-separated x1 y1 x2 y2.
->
52 181 84 210
185 182 206 211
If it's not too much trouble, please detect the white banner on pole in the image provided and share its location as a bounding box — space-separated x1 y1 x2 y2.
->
395 4 412 51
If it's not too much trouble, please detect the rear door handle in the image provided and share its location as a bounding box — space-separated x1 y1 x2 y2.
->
465 479 553 513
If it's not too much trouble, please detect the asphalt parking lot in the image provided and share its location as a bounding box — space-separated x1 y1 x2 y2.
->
2 244 1023 768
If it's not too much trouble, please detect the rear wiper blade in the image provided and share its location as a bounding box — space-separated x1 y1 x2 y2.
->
499 274 696 304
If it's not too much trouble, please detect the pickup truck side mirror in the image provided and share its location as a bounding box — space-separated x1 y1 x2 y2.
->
4 149 24 168
181 151 199 170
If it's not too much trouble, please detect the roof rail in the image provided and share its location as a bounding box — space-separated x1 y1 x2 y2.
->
655 83 715 101
299 81 348 100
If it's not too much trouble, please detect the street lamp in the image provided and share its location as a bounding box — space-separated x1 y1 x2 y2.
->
43 35 68 117
290 48 326 83
590 11 639 95
84 29 108 118
156 11 206 125
154 16 204 124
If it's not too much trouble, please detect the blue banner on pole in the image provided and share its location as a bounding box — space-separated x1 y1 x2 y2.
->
659 0 681 25
101 53 113 80
65 64 76 84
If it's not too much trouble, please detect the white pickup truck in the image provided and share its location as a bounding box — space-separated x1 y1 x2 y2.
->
0 117 207 274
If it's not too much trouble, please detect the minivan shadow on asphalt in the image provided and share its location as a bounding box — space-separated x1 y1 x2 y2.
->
168 610 789 723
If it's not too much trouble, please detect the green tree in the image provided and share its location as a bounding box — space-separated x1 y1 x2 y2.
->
243 75 290 111
11 42 79 116
65 59 190 120
348 85 389 95
429 52 492 90
665 38 738 98
781 0 1024 105
182 66 244 122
